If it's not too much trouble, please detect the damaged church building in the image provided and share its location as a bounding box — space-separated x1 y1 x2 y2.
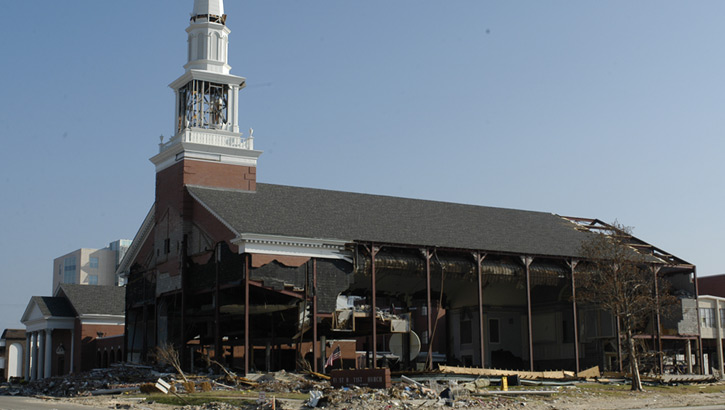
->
119 0 703 376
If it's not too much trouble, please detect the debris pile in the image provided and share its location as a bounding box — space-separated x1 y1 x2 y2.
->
0 364 162 397
2 363 722 410
252 370 321 394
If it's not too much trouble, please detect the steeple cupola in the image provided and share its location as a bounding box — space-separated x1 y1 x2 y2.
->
151 0 261 192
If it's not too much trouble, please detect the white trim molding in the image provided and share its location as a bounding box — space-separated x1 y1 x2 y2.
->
232 233 352 262
150 136 262 174
23 318 74 333
117 204 155 278
78 314 125 327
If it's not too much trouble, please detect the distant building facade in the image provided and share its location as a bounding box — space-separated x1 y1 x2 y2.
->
698 274 725 298
697 273 725 378
0 329 26 381
53 240 131 291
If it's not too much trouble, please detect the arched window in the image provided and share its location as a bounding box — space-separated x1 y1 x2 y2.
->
8 343 22 378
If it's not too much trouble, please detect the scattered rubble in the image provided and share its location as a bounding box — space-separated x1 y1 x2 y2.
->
2 363 725 410
0 363 163 397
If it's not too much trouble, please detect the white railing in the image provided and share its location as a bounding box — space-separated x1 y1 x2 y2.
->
159 128 253 152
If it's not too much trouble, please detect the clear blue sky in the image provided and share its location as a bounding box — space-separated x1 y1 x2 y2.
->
0 1 723 332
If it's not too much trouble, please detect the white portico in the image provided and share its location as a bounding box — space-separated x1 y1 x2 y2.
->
20 297 75 380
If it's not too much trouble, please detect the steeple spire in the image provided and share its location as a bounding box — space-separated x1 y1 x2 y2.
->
192 0 225 22
186 0 230 74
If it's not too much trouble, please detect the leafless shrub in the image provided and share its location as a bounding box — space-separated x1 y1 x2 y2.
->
154 343 188 382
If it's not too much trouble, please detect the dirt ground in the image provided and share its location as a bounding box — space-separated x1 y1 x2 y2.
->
50 383 725 410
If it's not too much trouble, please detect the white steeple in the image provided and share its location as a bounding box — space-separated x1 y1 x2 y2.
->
186 0 230 74
193 0 224 19
152 0 260 180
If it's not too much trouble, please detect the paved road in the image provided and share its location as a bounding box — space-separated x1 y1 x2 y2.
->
0 396 112 410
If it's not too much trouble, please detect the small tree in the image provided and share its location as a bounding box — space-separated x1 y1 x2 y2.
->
576 221 675 391
154 343 188 382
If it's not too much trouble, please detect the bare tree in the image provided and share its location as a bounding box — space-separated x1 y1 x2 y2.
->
154 343 188 382
575 221 676 391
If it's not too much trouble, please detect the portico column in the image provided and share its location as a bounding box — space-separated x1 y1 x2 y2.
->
44 329 53 378
31 332 38 380
24 332 30 381
37 330 45 379
70 326 76 374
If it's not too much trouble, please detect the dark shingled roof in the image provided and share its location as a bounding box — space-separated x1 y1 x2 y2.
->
31 296 75 318
56 284 125 316
188 183 594 258
1 329 26 339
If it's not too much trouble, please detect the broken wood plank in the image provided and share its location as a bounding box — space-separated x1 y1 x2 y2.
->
576 366 601 379
307 371 331 381
438 365 576 380
236 377 259 387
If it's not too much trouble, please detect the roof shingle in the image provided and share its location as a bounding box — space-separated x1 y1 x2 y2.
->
188 183 593 258
57 284 125 316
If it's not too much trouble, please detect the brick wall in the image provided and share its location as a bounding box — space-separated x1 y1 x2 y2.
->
76 322 124 372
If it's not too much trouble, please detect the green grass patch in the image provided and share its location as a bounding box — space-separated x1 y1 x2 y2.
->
148 394 253 407
574 382 725 396
135 390 308 407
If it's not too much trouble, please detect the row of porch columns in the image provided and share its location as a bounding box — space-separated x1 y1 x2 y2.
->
360 246 702 374
24 329 53 380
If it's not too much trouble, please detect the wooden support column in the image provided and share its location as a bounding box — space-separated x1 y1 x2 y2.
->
244 254 250 375
313 258 319 373
370 245 379 368
142 274 148 360
180 236 188 364
693 267 704 375
320 335 327 373
568 259 580 374
424 248 433 370
616 317 623 372
522 256 534 371
215 245 222 362
142 305 148 360
123 301 130 366
475 252 486 368
652 265 663 374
